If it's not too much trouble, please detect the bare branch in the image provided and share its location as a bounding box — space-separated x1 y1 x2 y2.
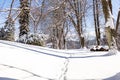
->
8 0 15 18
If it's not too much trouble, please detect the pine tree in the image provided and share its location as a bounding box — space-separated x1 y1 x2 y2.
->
4 18 14 41
0 18 14 41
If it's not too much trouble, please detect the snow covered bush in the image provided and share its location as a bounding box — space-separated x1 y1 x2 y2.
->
26 33 45 46
18 34 28 43
18 33 46 46
0 28 5 39
90 45 109 51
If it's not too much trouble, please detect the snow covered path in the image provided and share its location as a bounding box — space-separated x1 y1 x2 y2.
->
0 40 120 80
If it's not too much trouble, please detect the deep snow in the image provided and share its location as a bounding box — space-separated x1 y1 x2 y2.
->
0 40 120 80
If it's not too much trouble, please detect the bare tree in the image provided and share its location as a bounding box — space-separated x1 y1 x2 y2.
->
67 0 88 48
47 0 67 49
30 0 45 33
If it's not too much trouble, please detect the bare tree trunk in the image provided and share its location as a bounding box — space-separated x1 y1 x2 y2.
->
93 0 98 45
96 0 101 45
101 0 116 50
93 0 101 45
116 10 120 50
80 0 85 48
19 0 30 38
108 0 112 14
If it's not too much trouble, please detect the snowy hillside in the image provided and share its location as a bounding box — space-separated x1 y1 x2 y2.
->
0 40 120 80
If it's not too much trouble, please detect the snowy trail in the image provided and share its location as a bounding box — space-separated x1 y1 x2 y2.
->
0 40 120 80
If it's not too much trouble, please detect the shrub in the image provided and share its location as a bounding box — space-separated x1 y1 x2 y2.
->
18 33 46 46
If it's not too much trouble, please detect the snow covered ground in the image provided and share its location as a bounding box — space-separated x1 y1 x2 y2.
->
0 40 120 80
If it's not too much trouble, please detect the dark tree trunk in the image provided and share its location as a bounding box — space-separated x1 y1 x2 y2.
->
19 0 30 37
108 0 112 13
93 0 101 45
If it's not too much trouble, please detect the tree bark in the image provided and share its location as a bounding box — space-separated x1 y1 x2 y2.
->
93 0 101 45
19 0 30 37
101 0 116 49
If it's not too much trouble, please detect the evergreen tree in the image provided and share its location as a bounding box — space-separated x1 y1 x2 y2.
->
4 18 14 41
0 17 15 41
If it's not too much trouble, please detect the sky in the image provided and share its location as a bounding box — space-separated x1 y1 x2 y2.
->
0 0 19 27
112 0 120 19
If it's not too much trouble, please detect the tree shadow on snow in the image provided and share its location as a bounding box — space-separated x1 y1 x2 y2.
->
71 52 115 58
0 77 16 80
104 72 120 80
